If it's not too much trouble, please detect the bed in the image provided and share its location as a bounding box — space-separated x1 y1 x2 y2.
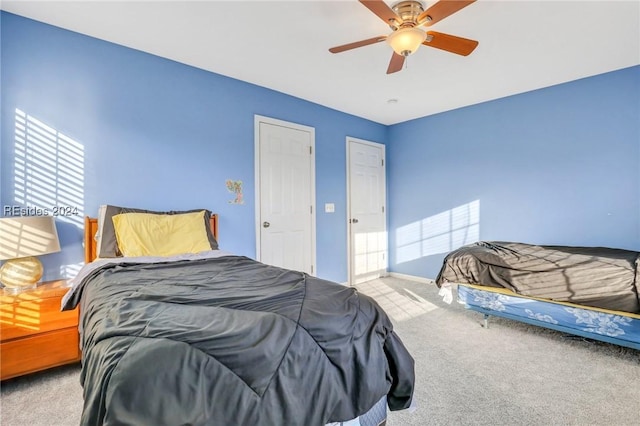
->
62 207 415 426
435 241 640 350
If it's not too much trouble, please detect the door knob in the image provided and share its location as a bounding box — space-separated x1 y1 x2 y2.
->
263 221 270 228
351 218 359 224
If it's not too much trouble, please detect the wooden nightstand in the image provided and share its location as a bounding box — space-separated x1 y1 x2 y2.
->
0 279 81 380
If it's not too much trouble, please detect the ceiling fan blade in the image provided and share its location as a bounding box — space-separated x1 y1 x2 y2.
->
329 36 387 53
386 52 405 74
418 0 476 26
359 0 402 26
423 31 478 56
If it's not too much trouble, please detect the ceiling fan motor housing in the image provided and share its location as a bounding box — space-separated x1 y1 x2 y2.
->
390 1 426 29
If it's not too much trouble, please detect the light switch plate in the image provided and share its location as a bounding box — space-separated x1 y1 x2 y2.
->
325 203 335 213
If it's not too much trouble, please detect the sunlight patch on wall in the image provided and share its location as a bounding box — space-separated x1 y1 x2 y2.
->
396 200 480 264
11 109 86 278
60 262 83 278
13 108 85 229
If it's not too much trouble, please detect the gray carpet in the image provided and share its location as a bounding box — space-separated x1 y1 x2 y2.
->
1 276 638 426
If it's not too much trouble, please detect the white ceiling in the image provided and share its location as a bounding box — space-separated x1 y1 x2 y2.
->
2 1 639 125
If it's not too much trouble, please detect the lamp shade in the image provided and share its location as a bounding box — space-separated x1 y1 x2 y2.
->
0 215 60 291
0 215 61 260
386 27 427 56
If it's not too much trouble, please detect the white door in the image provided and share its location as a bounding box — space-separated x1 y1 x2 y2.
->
347 138 387 285
255 116 316 274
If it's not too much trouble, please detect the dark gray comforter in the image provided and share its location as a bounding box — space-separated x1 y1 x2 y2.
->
435 241 640 314
63 255 414 425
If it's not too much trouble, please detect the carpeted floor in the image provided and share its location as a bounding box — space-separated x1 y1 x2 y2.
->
1 276 638 426
363 277 640 426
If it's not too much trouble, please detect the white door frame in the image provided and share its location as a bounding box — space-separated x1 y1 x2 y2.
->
254 115 316 274
346 136 387 286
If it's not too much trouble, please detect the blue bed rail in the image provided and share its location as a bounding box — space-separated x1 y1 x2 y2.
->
457 284 640 351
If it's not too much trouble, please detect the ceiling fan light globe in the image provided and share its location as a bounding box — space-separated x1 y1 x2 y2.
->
386 27 426 56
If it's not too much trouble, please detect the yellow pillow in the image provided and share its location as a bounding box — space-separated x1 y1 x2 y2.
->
112 211 212 257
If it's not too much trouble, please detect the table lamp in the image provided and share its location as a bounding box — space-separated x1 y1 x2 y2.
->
0 215 61 293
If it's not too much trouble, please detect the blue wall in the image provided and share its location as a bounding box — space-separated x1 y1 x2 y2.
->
3 12 638 285
388 65 640 279
0 12 387 282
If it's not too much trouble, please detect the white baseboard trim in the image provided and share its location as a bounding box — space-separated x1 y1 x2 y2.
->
346 271 435 286
388 272 436 285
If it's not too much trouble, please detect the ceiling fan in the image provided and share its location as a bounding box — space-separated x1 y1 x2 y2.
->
329 0 479 74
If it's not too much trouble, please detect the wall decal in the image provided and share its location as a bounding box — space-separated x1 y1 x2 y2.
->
226 179 244 205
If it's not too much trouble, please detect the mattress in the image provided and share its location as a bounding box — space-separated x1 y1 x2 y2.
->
329 396 387 426
436 241 640 314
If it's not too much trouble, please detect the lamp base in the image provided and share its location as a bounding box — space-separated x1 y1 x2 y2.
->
0 256 43 293
2 282 39 294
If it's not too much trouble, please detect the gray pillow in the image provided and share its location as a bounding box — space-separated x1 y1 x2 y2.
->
96 205 218 258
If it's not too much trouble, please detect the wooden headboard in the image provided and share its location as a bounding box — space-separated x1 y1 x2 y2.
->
84 214 219 264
